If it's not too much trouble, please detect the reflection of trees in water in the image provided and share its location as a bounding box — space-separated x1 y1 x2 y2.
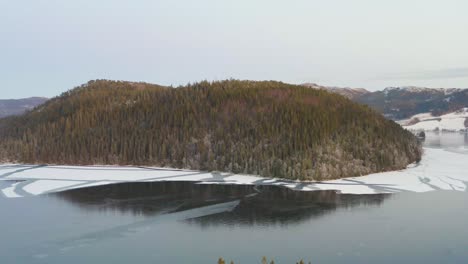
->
187 185 389 227
54 182 389 226
423 132 468 148
54 181 256 216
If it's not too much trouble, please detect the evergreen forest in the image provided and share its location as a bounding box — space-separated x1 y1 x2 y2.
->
0 80 422 180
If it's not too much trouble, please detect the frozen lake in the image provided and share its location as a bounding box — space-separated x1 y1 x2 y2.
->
0 132 467 263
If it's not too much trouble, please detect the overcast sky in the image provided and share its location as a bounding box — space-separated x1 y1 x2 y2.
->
1 0 468 98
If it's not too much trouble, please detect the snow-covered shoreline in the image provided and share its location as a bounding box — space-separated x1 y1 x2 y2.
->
1 147 467 198
402 108 468 132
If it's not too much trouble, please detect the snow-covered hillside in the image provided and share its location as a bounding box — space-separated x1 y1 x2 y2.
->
301 83 370 99
402 108 468 132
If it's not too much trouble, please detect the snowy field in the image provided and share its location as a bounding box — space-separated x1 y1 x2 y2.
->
402 108 468 132
0 147 467 198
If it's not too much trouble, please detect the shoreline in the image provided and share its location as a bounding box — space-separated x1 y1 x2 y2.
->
1 147 467 198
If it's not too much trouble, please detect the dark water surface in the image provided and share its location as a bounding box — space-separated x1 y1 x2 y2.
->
1 182 468 264
0 133 467 264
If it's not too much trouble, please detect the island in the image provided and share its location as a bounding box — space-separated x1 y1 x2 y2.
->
0 79 422 181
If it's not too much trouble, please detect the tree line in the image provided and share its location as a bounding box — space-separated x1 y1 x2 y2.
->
217 256 311 264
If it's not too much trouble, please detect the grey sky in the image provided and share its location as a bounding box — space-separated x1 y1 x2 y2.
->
1 0 468 98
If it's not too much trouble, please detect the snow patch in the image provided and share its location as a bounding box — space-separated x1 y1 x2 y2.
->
403 109 468 132
22 180 86 195
1 182 22 198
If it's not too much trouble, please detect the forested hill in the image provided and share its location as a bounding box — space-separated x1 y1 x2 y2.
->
0 80 422 180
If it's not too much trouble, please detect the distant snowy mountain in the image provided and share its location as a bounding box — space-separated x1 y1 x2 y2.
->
0 97 48 118
301 83 370 99
302 83 468 121
355 86 468 120
401 108 468 132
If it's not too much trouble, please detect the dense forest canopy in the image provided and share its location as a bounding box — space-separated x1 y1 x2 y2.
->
0 80 422 180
